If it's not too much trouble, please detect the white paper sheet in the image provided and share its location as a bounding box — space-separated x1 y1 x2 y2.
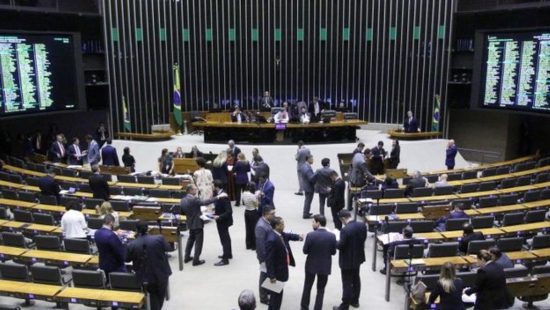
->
261 278 285 293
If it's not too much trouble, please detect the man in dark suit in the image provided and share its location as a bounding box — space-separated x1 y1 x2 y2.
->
435 203 469 231
301 155 316 219
405 171 429 196
213 180 233 266
300 215 337 310
94 214 126 276
295 141 311 195
252 156 270 184
88 165 110 201
31 131 45 155
446 139 458 170
67 137 84 165
328 171 346 230
308 97 325 122
38 168 61 202
228 139 241 157
258 175 275 216
333 210 367 310
260 91 273 111
459 223 485 253
314 158 335 217
403 110 419 133
95 122 109 148
101 140 120 166
231 106 247 123
49 134 67 163
255 206 276 305
180 183 223 266
126 222 173 310
370 141 387 175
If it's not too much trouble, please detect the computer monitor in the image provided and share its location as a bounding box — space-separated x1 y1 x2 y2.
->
343 112 359 120
271 107 284 115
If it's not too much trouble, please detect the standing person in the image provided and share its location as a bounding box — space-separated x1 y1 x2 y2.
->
252 156 270 185
314 158 335 216
67 137 84 165
352 143 364 154
260 91 273 110
212 150 229 191
61 201 88 239
257 175 275 216
333 210 367 310
94 214 126 276
89 165 110 201
370 141 387 175
464 250 512 310
160 152 175 175
101 140 120 166
95 122 109 148
295 141 311 196
242 182 259 250
403 110 419 133
255 206 276 305
458 223 485 254
427 262 466 310
174 147 185 159
388 139 400 169
213 180 233 266
446 139 458 170
190 145 203 158
49 134 67 163
38 168 61 202
328 171 345 230
228 139 242 157
180 184 223 266
234 153 251 206
158 148 169 172
300 215 337 310
126 222 173 310
226 149 237 202
85 134 101 166
349 150 374 187
300 155 316 219
193 157 214 201
122 147 136 172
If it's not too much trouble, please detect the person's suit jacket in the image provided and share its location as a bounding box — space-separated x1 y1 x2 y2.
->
126 234 172 285
282 232 300 267
87 140 101 166
266 230 289 282
328 178 346 210
32 135 45 154
229 146 241 157
101 145 120 166
459 231 485 253
308 100 326 117
296 147 311 170
389 146 400 167
259 180 275 213
212 163 228 184
303 228 337 275
314 167 334 195
404 116 418 132
38 175 61 199
231 112 247 123
89 173 110 201
371 146 387 160
446 145 458 167
180 194 217 230
253 162 270 180
349 153 373 187
214 192 233 227
255 217 272 263
465 261 510 310
67 144 83 165
234 160 250 184
49 141 66 163
408 177 427 189
300 163 316 193
94 227 126 274
338 220 367 270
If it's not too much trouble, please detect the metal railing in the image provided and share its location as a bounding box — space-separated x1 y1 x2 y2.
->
458 147 502 164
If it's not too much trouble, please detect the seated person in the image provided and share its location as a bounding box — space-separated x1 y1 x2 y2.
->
405 171 429 196
489 246 514 269
435 203 469 231
231 106 247 123
38 167 62 202
382 176 399 190
434 173 449 188
458 223 485 253
299 107 310 124
273 108 289 124
380 226 424 274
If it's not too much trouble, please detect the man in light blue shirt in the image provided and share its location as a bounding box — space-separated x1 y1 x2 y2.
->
86 134 101 166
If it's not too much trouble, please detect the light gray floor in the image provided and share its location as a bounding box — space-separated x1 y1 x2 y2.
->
6 131 550 309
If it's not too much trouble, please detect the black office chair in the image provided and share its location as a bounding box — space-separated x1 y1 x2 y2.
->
478 181 497 192
0 262 28 281
532 235 550 250
161 177 181 186
515 161 536 172
456 271 477 288
137 176 155 185
78 183 92 193
34 235 62 250
32 212 56 226
0 207 8 220
361 189 383 200
471 216 494 229
78 170 93 179
149 189 173 198
537 157 550 168
17 191 37 203
111 200 130 212
497 237 524 252
87 217 104 230
467 239 496 255
478 196 499 208
434 186 455 196
447 173 462 181
13 209 33 223
60 168 76 177
368 205 393 216
172 191 186 199
109 186 124 195
523 190 541 203
541 189 550 200
384 188 405 199
460 183 478 194
83 198 105 210
499 194 519 206
462 171 478 180
481 168 497 177
428 242 458 258
402 177 412 186
525 209 546 223
502 212 525 226
122 187 143 196
426 175 439 184
409 221 435 233
24 177 41 187
37 194 58 205
414 274 439 291
59 196 80 207
500 178 517 189
72 269 105 289
31 265 71 285
412 187 433 198
516 175 532 186
384 221 409 233
100 174 113 182
495 167 510 175
8 174 23 184
451 199 473 209
1 189 18 200
119 220 139 232
445 218 469 231
504 266 529 278
1 232 28 248
534 173 550 184
64 238 91 254
532 265 550 275
109 272 142 291
0 172 11 181
117 175 137 183
394 203 418 214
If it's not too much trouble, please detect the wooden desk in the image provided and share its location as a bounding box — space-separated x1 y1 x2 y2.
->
531 248 550 259
523 199 550 210
57 287 144 308
426 155 536 176
116 182 159 189
415 232 444 240
498 184 538 194
464 209 480 216
391 256 468 272
409 194 458 202
0 180 25 189
474 204 526 215
33 204 65 213
456 191 500 199
378 198 411 204
21 249 93 266
81 209 133 219
441 228 505 239
0 279 61 299
0 198 36 209
500 222 550 234
387 130 442 140
0 221 26 229
87 256 99 266
365 213 425 222
0 245 29 258
25 223 60 234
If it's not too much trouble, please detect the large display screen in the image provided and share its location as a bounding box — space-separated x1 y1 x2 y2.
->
479 30 550 112
0 32 80 115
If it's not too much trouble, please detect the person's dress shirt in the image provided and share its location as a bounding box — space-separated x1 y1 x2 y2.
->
242 191 259 211
61 209 88 238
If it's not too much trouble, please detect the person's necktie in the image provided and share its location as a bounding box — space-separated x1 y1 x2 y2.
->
279 235 290 265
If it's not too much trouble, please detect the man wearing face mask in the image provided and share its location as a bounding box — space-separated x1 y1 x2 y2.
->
213 179 234 266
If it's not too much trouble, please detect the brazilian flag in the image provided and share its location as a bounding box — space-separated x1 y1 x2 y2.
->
173 64 183 127
432 95 441 132
123 96 131 132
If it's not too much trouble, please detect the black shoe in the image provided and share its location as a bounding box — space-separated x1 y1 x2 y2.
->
218 255 233 259
192 260 205 266
303 213 313 219
332 306 342 310
214 260 229 266
295 192 304 196
260 298 269 305
379 268 387 275
351 302 360 308
184 256 194 263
